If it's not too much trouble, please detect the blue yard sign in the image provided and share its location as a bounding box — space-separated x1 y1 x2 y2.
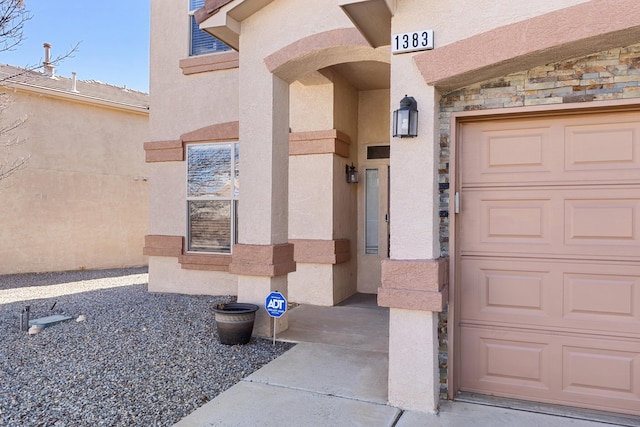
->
265 291 287 318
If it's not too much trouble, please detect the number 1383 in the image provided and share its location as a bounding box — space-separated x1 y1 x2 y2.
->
392 30 434 54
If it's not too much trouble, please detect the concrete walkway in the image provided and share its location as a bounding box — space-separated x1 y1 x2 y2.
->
174 296 638 427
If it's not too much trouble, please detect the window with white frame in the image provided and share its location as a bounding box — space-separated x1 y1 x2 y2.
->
187 143 239 253
189 0 232 56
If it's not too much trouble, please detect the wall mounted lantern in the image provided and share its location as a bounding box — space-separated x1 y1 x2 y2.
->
346 163 359 183
392 95 418 138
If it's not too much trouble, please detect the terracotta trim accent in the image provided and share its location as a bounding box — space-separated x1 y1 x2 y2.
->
378 258 449 312
143 234 234 271
194 0 234 24
143 235 184 257
228 243 296 277
378 287 448 312
415 0 640 91
289 129 351 158
265 28 368 72
265 28 388 83
181 121 239 143
179 51 239 75
290 239 350 264
145 122 239 163
144 140 184 162
178 253 232 271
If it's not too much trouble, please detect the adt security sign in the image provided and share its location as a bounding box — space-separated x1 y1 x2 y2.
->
265 291 287 318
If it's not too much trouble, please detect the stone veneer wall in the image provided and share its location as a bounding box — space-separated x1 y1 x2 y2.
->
436 43 640 399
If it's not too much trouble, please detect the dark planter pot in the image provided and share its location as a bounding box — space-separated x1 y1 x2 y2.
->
212 303 259 345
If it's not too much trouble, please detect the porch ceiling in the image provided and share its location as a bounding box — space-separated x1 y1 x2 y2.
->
323 61 390 91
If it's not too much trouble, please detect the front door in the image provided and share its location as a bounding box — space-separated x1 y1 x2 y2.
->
357 147 390 294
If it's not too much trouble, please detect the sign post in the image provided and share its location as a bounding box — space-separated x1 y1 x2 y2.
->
265 291 287 345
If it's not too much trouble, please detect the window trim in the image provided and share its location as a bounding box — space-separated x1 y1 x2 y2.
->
186 142 239 255
188 0 231 57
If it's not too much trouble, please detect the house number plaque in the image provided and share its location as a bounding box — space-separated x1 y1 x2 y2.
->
392 29 434 54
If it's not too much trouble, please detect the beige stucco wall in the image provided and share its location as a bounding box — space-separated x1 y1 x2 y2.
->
147 0 241 294
243 0 354 57
149 0 239 141
395 0 592 48
287 61 359 305
289 80 333 133
0 90 148 274
149 256 236 295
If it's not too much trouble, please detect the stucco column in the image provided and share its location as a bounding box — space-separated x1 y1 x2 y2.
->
380 51 443 412
230 55 294 337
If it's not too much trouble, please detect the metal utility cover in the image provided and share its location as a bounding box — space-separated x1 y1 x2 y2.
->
29 315 73 329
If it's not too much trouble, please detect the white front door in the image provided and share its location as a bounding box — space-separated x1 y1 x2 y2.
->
357 158 389 294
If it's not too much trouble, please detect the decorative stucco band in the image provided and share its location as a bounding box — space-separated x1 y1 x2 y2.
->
264 28 389 83
143 234 233 271
144 140 183 163
144 121 240 163
179 51 239 75
378 258 448 312
181 121 239 143
178 253 232 271
290 239 350 264
143 235 183 257
228 243 296 277
193 0 234 23
289 130 351 158
415 0 640 91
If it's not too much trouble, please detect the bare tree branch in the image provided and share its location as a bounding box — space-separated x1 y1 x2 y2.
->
0 92 28 181
0 0 31 53
0 1 80 184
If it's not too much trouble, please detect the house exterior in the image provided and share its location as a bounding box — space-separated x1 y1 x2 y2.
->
0 60 149 275
146 0 640 417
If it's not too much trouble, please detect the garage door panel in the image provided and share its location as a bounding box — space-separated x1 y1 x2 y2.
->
462 123 560 184
461 259 553 322
462 112 640 186
461 258 640 335
460 327 640 414
461 191 555 248
563 273 637 323
563 346 637 399
566 197 639 244
565 121 640 172
461 328 554 392
461 188 640 259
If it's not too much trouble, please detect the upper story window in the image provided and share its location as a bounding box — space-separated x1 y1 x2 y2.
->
187 143 239 254
189 0 232 56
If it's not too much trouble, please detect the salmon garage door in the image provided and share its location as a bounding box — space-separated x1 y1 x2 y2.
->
458 110 640 416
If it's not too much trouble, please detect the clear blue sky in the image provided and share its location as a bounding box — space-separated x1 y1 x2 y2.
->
1 1 150 93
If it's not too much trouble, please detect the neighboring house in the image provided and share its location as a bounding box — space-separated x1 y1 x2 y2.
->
0 54 149 275
146 0 640 417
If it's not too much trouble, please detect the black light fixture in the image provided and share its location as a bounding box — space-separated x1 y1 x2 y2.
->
393 95 418 138
346 163 358 183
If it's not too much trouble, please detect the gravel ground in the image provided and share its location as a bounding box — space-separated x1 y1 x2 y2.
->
0 268 293 427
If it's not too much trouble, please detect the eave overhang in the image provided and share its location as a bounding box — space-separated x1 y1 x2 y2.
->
195 0 274 51
339 0 393 48
4 81 149 115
